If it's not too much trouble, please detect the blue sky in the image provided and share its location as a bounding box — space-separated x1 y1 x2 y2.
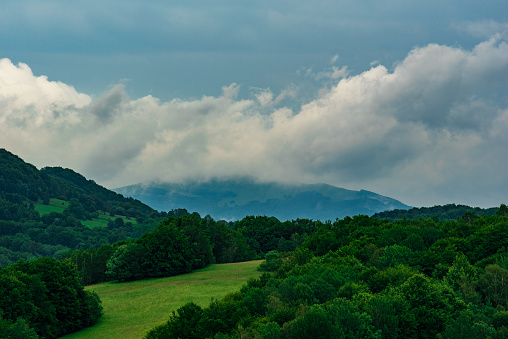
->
0 0 507 208
3 0 506 100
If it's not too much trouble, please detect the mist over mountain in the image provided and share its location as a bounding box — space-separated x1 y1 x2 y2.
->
115 178 410 221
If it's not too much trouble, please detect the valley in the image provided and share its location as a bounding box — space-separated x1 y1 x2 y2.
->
62 260 262 339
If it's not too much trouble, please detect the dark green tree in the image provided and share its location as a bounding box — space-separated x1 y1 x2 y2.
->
106 243 147 282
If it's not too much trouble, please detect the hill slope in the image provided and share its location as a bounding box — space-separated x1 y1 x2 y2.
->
62 260 262 339
115 178 410 221
0 148 155 219
0 149 168 266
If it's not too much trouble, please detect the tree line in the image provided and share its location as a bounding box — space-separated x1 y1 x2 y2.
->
63 214 317 285
147 205 508 338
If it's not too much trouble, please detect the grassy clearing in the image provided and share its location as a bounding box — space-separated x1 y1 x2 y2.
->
34 198 68 215
80 218 109 228
81 214 138 229
62 260 263 339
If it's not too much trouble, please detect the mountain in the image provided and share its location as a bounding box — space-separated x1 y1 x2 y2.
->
0 148 169 266
0 148 155 219
114 178 411 221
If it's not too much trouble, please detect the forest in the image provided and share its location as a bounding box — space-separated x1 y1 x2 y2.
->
2 206 507 338
1 148 507 338
147 207 508 339
0 149 173 266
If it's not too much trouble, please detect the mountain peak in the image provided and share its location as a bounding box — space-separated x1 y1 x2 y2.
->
115 179 410 221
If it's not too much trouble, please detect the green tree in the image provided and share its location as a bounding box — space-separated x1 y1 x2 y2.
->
141 220 194 277
258 322 282 339
106 243 147 282
397 274 465 338
288 305 336 339
439 311 476 339
243 288 268 315
496 204 508 216
444 253 480 303
177 216 214 269
197 295 249 338
478 264 508 307
377 245 415 269
7 317 39 339
367 265 418 293
362 293 417 339
326 298 381 338
5 257 102 338
492 311 508 329
259 250 281 272
145 302 203 339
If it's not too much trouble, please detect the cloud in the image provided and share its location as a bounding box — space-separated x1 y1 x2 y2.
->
87 84 127 123
299 64 349 81
0 37 507 208
453 20 508 39
0 58 90 109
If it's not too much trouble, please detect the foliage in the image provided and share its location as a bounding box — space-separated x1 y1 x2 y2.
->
65 261 262 339
146 211 508 339
373 203 498 221
0 149 171 266
0 257 102 338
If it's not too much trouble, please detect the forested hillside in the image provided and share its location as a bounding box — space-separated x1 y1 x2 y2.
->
0 148 172 266
373 204 499 221
147 206 508 339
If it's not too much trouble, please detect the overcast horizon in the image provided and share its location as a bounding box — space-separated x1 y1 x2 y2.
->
1 0 507 208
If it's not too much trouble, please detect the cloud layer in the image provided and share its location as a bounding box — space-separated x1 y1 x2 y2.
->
3 1 506 102
1 37 507 208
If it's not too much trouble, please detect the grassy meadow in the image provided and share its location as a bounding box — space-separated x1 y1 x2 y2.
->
80 214 137 229
34 198 68 215
63 260 263 339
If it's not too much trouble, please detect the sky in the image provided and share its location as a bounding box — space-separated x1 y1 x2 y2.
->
0 0 507 208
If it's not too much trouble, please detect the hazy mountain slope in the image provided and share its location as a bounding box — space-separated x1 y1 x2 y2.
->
115 178 410 221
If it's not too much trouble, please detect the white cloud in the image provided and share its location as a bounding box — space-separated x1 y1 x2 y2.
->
301 64 349 81
0 58 91 109
253 88 274 107
0 37 507 208
453 20 508 39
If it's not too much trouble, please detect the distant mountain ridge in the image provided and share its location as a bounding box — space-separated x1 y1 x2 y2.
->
114 178 411 221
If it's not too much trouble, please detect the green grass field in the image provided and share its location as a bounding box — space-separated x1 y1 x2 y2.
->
34 198 69 215
81 214 137 229
62 260 263 339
